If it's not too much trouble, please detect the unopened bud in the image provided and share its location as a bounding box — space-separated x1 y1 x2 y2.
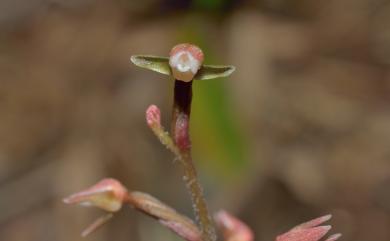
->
63 178 128 212
146 105 161 128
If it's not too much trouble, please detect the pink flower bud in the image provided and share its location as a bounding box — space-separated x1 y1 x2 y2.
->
169 43 204 82
276 215 342 241
174 113 190 150
146 105 161 128
215 210 254 241
63 178 128 212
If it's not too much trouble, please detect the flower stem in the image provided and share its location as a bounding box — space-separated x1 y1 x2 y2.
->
172 80 216 241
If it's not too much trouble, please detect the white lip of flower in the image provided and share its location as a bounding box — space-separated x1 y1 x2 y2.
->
169 51 201 82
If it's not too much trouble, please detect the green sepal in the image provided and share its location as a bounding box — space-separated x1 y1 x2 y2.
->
130 55 235 80
130 55 171 76
194 65 235 80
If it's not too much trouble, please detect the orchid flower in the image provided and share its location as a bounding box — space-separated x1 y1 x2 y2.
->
130 43 235 81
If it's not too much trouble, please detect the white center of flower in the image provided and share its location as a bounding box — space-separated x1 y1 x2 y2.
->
169 51 200 74
177 62 191 72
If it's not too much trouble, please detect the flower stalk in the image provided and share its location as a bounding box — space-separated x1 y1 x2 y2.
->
172 79 216 241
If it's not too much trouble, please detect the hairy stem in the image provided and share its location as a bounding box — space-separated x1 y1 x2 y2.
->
172 80 216 241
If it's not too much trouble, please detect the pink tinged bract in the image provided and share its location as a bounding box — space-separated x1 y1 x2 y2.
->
276 215 342 241
276 225 331 241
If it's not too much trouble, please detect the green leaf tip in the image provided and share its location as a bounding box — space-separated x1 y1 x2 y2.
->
130 55 235 81
130 55 171 76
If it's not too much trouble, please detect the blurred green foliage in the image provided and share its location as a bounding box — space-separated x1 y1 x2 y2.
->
193 0 227 10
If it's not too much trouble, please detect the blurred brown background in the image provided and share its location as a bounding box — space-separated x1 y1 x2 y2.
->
1 0 390 241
